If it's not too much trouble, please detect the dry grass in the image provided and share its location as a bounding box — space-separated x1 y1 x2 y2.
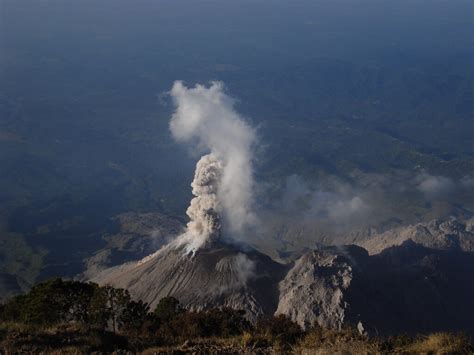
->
241 331 254 348
294 327 380 354
0 321 472 354
403 332 472 354
142 336 245 354
0 321 37 332
46 347 85 355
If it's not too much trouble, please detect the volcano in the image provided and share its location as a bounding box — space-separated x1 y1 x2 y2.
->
91 239 287 321
89 92 474 335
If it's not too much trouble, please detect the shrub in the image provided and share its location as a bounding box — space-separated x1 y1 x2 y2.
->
153 305 251 344
256 314 302 346
201 308 251 337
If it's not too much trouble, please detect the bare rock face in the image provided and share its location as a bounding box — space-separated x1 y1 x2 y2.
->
276 246 366 330
91 240 286 321
276 250 351 330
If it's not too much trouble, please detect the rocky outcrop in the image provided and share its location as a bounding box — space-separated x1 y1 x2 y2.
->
276 246 362 330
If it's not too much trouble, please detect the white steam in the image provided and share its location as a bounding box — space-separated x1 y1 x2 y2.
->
281 175 373 228
169 81 256 251
416 173 455 199
214 253 256 294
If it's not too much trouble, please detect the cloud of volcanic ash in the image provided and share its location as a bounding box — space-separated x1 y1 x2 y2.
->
169 81 256 251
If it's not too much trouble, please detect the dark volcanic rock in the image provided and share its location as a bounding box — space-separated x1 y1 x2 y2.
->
346 241 474 336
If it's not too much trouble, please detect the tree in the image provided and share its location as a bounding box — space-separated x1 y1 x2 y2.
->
21 278 70 325
153 297 183 322
0 278 100 325
66 281 98 323
102 286 131 333
89 285 111 330
1 295 26 322
118 299 150 335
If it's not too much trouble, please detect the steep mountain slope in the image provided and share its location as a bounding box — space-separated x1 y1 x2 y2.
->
92 240 287 321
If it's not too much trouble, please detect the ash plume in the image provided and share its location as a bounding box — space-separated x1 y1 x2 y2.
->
176 154 222 252
169 81 256 251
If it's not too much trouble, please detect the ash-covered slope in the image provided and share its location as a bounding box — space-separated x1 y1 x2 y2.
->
92 240 286 320
357 217 474 255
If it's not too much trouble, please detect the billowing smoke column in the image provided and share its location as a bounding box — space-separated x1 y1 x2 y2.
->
169 81 256 252
179 154 222 251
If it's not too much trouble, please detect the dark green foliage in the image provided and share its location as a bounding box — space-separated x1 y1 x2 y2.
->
199 308 251 337
118 299 150 335
0 280 252 348
0 278 100 326
153 296 182 322
0 278 149 334
0 282 472 353
1 294 27 322
100 286 132 333
157 307 251 342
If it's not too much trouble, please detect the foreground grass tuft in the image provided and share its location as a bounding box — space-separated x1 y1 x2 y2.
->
403 332 472 354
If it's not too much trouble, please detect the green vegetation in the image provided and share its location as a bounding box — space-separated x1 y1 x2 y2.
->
0 232 46 293
0 279 472 353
